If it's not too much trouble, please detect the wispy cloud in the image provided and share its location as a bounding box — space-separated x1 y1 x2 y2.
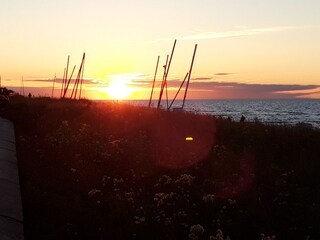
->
107 73 146 82
275 87 320 98
187 82 320 99
158 26 296 41
6 82 320 99
147 80 320 99
192 77 213 81
23 73 148 86
24 78 97 85
214 73 233 76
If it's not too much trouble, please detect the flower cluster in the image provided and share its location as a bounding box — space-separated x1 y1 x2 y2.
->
260 233 276 240
134 216 146 225
210 229 224 240
175 174 195 186
154 192 176 207
88 189 101 198
189 224 205 240
154 175 173 187
203 194 215 203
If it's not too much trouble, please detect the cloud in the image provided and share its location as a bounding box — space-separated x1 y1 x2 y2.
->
214 73 233 76
187 81 319 92
23 78 104 85
275 87 320 98
186 82 320 99
107 73 146 82
7 78 320 100
191 77 213 81
158 26 296 41
150 81 320 99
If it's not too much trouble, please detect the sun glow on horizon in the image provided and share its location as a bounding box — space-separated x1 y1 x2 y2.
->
92 73 148 100
106 80 132 99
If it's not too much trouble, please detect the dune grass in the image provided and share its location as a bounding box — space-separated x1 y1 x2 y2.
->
1 96 320 240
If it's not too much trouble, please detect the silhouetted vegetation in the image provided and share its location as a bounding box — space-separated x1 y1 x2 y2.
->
1 96 320 240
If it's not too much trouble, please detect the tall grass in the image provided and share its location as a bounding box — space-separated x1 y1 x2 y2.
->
1 96 320 240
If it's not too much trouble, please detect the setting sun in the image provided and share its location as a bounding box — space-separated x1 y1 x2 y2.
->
107 79 132 99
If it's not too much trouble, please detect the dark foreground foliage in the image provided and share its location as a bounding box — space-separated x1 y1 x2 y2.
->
1 96 320 240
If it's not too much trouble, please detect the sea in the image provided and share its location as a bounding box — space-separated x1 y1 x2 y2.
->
126 99 320 128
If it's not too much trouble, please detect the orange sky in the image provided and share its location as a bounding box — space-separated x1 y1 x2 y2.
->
1 0 320 99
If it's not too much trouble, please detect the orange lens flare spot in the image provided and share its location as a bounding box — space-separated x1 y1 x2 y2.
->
185 137 193 141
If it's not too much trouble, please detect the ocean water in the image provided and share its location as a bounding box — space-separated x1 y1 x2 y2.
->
128 99 320 128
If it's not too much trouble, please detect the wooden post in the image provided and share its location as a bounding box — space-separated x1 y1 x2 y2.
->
63 65 76 98
149 56 160 108
79 55 85 100
70 74 79 99
157 39 177 109
182 44 197 109
72 53 85 99
60 68 66 98
168 72 189 109
165 81 169 109
157 55 169 109
61 56 70 98
77 53 86 99
52 74 56 98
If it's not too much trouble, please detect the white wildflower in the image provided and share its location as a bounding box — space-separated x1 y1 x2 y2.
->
113 178 124 186
102 175 111 186
203 194 215 203
227 199 237 205
175 174 195 186
189 224 205 240
178 211 187 217
134 216 146 225
88 189 101 197
158 175 173 186
125 192 135 204
154 192 175 207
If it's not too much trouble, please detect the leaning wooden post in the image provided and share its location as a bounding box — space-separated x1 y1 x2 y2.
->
72 53 85 99
157 55 168 108
75 53 86 99
52 74 56 98
157 39 177 109
60 68 66 98
61 55 70 98
169 72 189 109
182 44 197 109
165 81 169 109
149 56 160 108
63 65 76 98
79 55 85 99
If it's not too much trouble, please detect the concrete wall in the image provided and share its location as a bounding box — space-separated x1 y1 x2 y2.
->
0 118 24 240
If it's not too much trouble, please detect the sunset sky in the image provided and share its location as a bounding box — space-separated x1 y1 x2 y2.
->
1 0 320 99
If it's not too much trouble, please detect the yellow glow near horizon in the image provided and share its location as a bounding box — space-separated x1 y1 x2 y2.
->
107 80 132 99
92 74 146 100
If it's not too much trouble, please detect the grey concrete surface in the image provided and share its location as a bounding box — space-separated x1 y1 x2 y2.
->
0 118 24 240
